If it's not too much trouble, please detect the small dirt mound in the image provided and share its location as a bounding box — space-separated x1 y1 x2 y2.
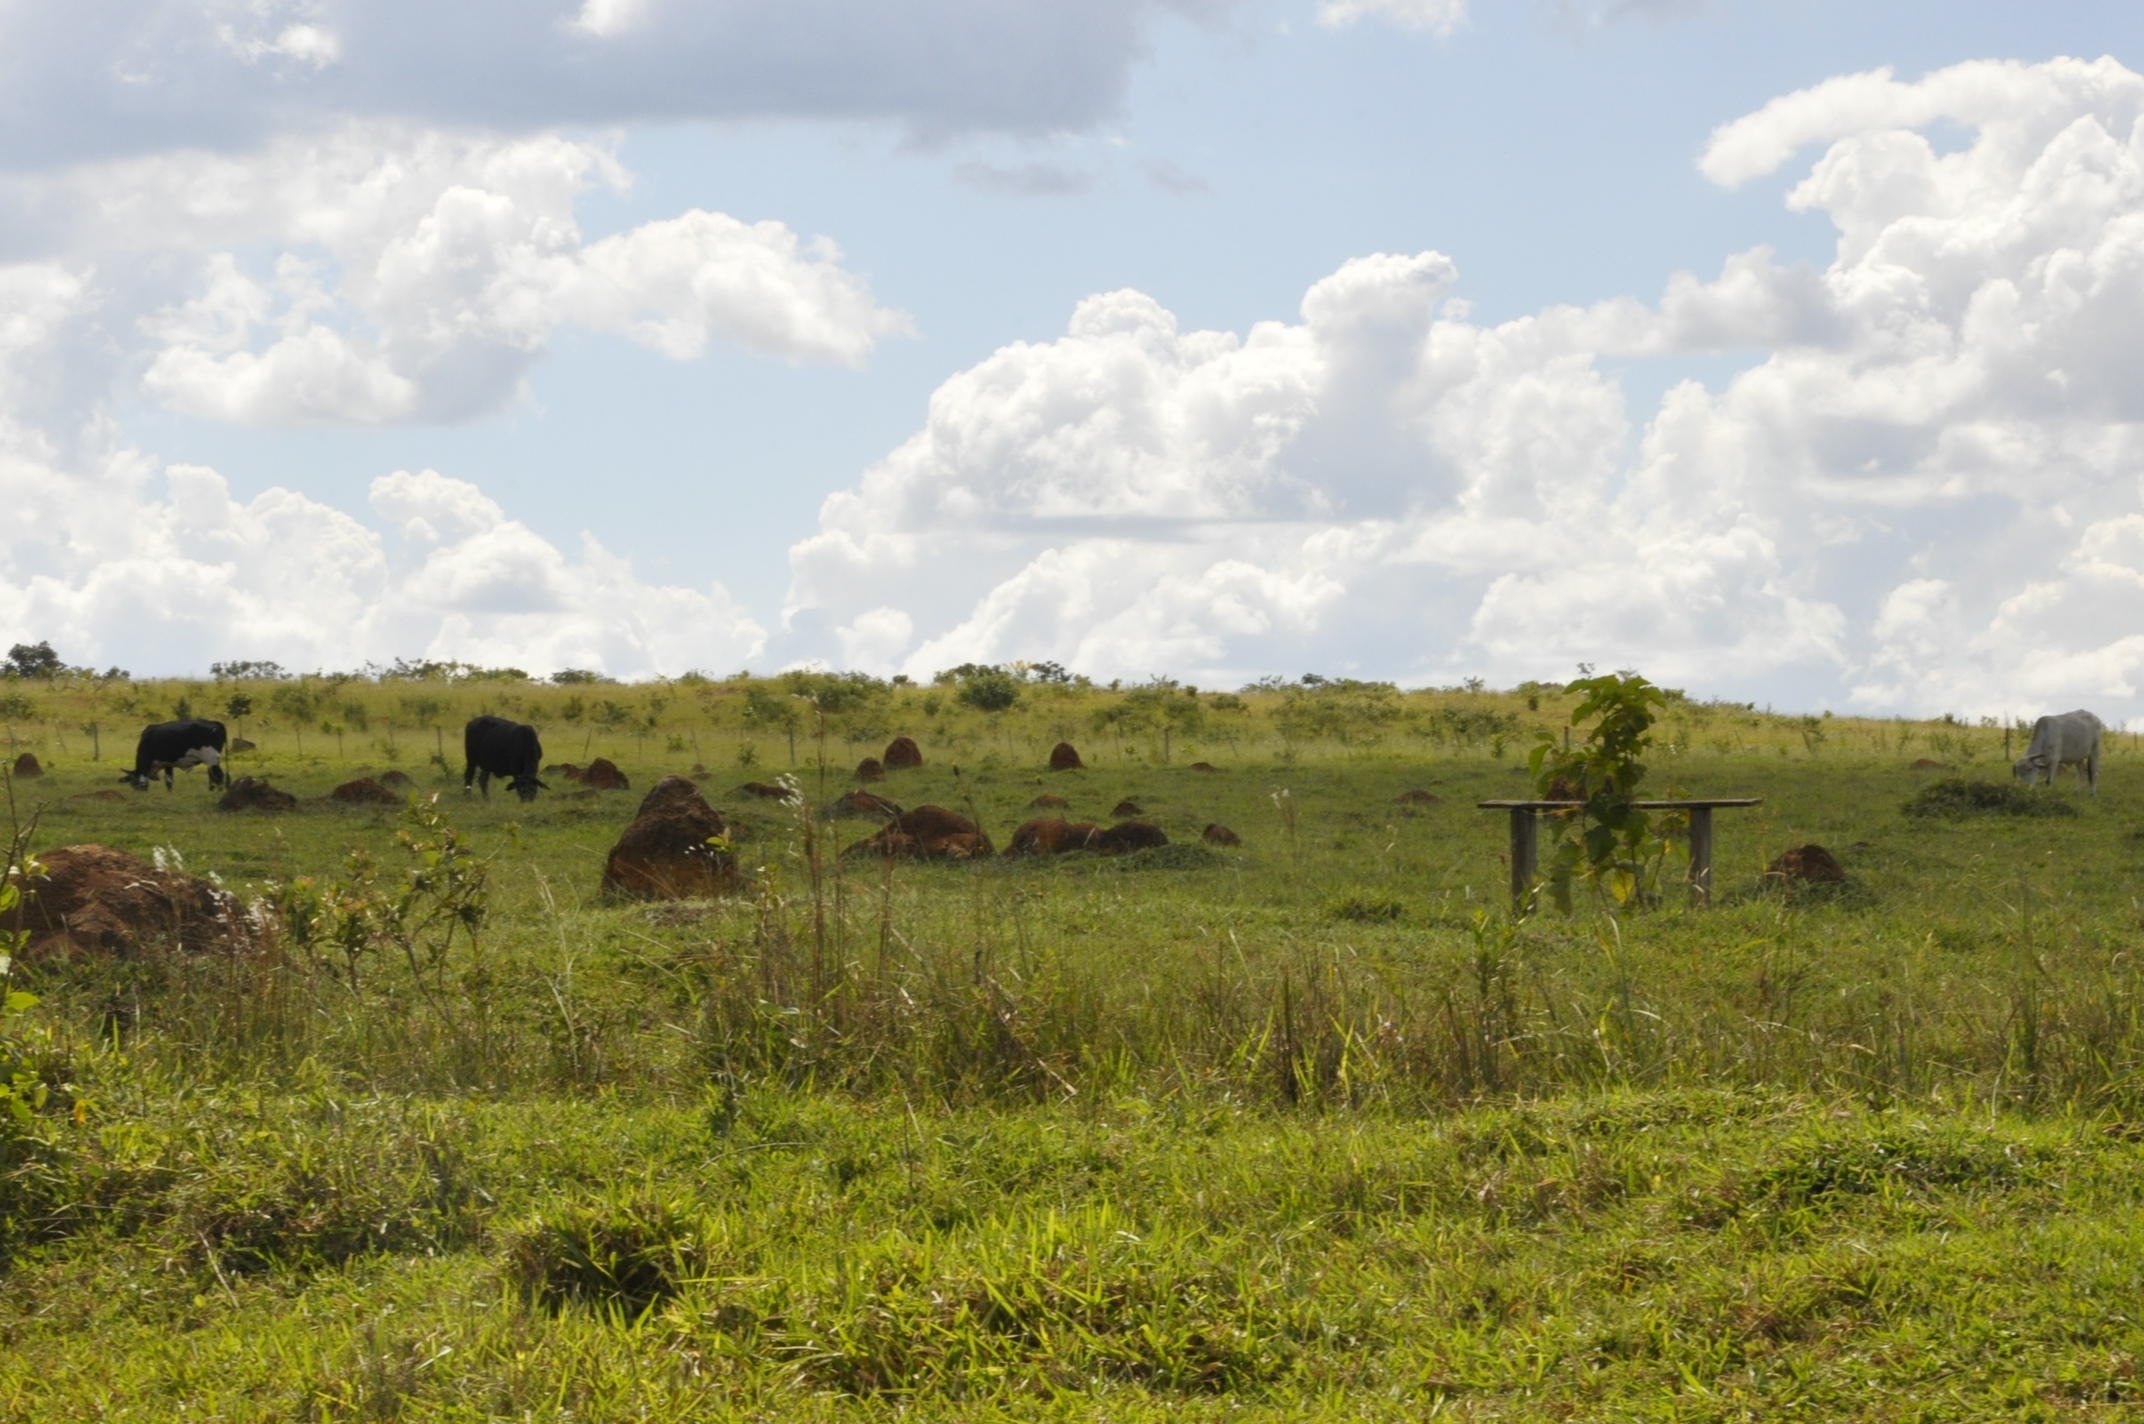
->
846 804 990 860
1095 820 1168 855
856 757 886 783
1048 741 1083 772
218 776 295 812
229 738 256 753
12 752 41 778
829 789 902 820
1766 844 1845 885
1027 793 1069 810
738 781 795 801
1905 778 2078 819
1004 818 1101 856
79 789 127 803
1188 761 1219 773
1202 823 1241 847
330 777 401 806
378 769 414 790
1394 789 1441 806
1110 799 1144 818
1910 757 1951 771
601 776 741 900
580 757 629 791
882 736 924 771
18 844 252 961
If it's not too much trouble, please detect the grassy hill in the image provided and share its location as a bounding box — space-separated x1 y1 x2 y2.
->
2 673 2138 1418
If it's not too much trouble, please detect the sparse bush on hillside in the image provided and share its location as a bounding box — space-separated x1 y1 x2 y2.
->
953 667 1021 714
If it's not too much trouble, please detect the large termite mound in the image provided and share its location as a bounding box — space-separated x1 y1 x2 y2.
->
16 844 253 961
1003 818 1101 856
845 804 991 860
601 776 742 901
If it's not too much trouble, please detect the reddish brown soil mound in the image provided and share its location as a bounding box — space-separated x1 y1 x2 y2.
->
17 844 251 961
1048 741 1083 772
738 781 795 800
1202 823 1241 847
829 789 902 820
883 736 924 771
550 763 583 781
1910 758 1951 771
12 753 41 778
601 776 741 900
1027 793 1069 809
1095 821 1169 855
1394 789 1441 806
377 770 414 790
330 777 401 806
856 757 886 783
689 763 710 778
846 804 991 860
580 757 629 791
1766 844 1846 885
1004 818 1101 856
229 738 256 753
1188 761 1219 773
218 776 295 812
632 775 709 820
1110 799 1144 818
80 789 127 803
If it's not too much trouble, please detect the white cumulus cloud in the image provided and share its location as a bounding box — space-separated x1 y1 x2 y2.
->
776 57 2144 720
1316 0 1468 35
17 127 913 426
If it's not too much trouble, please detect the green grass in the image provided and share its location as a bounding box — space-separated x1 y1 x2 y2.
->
2 681 2141 1417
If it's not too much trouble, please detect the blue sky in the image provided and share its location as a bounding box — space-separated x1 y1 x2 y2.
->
7 1 2144 719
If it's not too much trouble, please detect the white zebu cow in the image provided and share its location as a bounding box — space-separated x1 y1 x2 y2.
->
2012 709 2105 794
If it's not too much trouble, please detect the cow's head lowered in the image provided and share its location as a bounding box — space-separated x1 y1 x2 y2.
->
2012 755 2052 786
509 773 547 802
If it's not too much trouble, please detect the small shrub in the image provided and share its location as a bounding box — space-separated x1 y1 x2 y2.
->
1904 779 2080 819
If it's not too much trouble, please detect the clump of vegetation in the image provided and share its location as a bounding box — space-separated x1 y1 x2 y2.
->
1326 893 1404 923
502 1190 720 1318
1904 778 2080 819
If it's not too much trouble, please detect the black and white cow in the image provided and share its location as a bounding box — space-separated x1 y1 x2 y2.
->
2013 709 2104 793
122 718 229 791
462 715 547 801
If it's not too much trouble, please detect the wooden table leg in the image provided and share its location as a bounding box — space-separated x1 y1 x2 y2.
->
1509 807 1537 914
1687 805 1714 906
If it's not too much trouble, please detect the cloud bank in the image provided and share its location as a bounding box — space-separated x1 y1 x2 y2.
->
779 56 2144 718
0 0 1231 167
7 50 2144 723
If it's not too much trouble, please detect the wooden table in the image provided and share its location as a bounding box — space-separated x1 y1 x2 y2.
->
1476 799 1762 911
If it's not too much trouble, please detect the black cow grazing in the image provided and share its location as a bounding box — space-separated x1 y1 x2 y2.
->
463 716 547 801
122 718 229 791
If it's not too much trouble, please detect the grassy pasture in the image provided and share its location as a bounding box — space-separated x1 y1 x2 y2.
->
3 678 2143 1418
